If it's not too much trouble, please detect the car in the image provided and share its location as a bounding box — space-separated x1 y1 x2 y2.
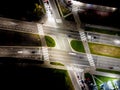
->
68 35 71 37
31 50 37 54
109 67 113 69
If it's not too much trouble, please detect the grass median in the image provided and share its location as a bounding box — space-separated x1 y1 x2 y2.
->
89 42 120 58
0 29 41 46
85 26 120 36
70 40 85 53
45 35 55 47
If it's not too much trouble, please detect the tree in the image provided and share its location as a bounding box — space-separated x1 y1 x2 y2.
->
33 3 43 19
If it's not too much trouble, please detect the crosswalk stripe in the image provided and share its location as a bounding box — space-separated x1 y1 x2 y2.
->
37 24 49 61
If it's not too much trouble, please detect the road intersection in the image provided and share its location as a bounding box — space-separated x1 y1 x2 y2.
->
0 0 120 89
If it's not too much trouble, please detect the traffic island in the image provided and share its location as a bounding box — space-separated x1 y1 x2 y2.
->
70 40 85 53
45 35 56 47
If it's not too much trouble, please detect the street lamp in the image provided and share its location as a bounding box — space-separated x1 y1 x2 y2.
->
114 39 120 45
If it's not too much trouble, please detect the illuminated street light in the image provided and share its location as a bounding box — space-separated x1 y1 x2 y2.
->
114 39 120 44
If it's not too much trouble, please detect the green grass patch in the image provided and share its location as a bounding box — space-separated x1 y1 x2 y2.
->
94 75 118 90
0 29 41 46
70 40 85 53
89 42 120 58
85 27 120 36
50 62 64 66
45 35 55 47
96 68 120 75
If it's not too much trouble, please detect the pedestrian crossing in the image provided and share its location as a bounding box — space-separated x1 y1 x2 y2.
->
42 47 49 61
79 31 95 67
37 24 44 35
86 54 95 67
37 24 49 61
79 31 87 41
